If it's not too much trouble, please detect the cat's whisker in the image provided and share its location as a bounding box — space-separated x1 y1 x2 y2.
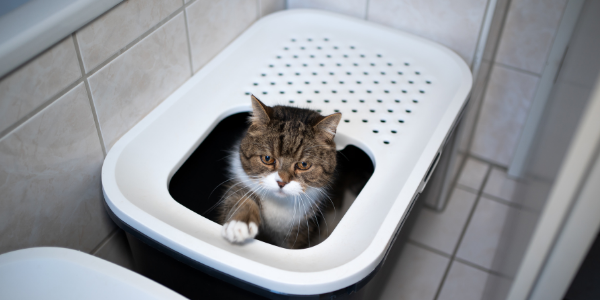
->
205 180 251 215
284 195 298 243
304 192 327 237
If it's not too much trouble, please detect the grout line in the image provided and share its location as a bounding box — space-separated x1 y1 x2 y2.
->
90 227 121 255
72 33 107 156
433 166 493 300
407 239 452 258
465 152 509 170
183 6 195 76
453 257 513 280
494 61 542 77
364 0 370 20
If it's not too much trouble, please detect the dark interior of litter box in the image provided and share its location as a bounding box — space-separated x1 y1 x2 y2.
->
168 112 374 246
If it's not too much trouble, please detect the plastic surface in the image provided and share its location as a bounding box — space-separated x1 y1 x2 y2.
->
0 247 186 300
101 9 472 295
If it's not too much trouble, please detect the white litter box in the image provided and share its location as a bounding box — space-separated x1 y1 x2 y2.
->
101 9 471 299
0 248 185 300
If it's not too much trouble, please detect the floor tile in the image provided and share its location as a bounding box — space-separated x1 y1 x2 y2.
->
437 260 489 300
483 167 518 202
379 243 449 300
410 187 477 255
456 196 513 270
456 157 489 191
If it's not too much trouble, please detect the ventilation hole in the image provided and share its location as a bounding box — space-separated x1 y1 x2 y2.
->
346 72 352 75
302 64 308 67
277 56 281 59
426 80 432 84
388 109 393 113
404 62 409 66
334 109 340 112
322 81 327 84
320 63 325 67
291 38 296 42
350 46 355 49
342 99 347 103
324 38 329 41
413 99 418 103
295 73 300 76
339 81 344 84
253 83 258 86
353 63 359 66
317 46 322 50
263 91 268 94
288 82 293 85
289 100 294 103
329 72 335 75
327 55 331 58
270 82 275 85
261 73 266 76
336 63 342 67
367 90 372 93
359 99 365 103
344 119 350 122
369 109 375 113
370 63 375 66
280 91 285 94
284 47 288 50
391 130 397 134
387 63 392 66
373 130 379 133
377 99 383 103
324 99 329 103
384 90 390 93
297 91 302 94
360 54 365 58
357 81 362 84
293 55 298 58
383 141 390 145
402 90 407 93
362 119 368 123
332 90 337 93
312 72 317 75
333 46 338 49
307 100 312 103
344 54 348 58
380 119 386 123
363 72 369 75
310 55 315 58
420 90 425 94
377 54 382 57
406 109 412 113
381 72 386 75
278 73 283 76
349 90 354 93
308 38 312 42
415 71 420 75
314 90 319 94
352 109 357 112
305 81 310 84
398 71 403 75
245 92 250 95
374 81 379 84
408 81 414 84
317 109 321 112
301 47 305 50
395 99 400 103
398 119 404 123
391 81 396 84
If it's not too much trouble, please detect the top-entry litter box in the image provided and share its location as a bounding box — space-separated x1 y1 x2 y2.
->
102 9 472 299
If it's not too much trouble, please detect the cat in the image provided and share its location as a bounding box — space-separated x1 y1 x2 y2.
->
217 95 341 249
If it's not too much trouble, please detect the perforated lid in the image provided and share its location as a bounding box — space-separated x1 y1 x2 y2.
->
101 9 471 295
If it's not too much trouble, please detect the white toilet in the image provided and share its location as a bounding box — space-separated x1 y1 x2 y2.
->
0 247 186 300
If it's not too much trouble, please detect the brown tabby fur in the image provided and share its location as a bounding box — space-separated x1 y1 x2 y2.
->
217 95 341 249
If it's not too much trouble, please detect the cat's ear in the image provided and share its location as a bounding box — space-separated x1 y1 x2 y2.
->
250 95 272 125
314 113 342 141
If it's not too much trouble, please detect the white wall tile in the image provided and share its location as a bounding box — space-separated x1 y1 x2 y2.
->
0 37 80 134
0 83 114 254
410 188 477 255
260 0 285 17
89 13 190 150
186 0 258 72
483 167 519 202
288 0 367 19
379 243 450 300
367 0 488 65
470 64 539 166
456 196 513 270
437 261 489 300
77 0 182 72
457 157 489 191
495 0 567 74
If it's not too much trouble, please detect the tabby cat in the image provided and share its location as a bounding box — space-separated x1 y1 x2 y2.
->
218 95 341 249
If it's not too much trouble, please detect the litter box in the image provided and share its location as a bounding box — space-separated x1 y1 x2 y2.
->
102 9 472 300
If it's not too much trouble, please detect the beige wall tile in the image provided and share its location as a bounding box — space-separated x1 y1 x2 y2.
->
367 0 488 65
260 0 285 17
288 0 366 19
495 0 567 74
379 243 450 300
77 0 182 72
186 0 258 72
0 37 80 135
470 65 539 166
89 13 190 150
0 83 113 255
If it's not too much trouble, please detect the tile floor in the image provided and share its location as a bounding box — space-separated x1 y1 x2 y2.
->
377 155 521 300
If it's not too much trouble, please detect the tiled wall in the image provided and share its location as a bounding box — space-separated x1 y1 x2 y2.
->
0 0 284 260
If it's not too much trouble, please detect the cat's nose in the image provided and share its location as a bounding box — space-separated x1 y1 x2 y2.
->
277 181 287 188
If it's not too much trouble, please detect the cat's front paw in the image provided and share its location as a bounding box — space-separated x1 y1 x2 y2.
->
222 220 258 243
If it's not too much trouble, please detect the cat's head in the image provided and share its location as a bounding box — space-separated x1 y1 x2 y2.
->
238 95 341 198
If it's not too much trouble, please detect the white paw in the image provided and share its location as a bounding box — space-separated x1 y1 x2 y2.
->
222 221 258 243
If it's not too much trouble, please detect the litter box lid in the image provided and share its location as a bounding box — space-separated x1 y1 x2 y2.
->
102 9 471 296
0 247 186 300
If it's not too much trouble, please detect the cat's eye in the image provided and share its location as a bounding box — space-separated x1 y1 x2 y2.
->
261 155 275 165
296 161 311 170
